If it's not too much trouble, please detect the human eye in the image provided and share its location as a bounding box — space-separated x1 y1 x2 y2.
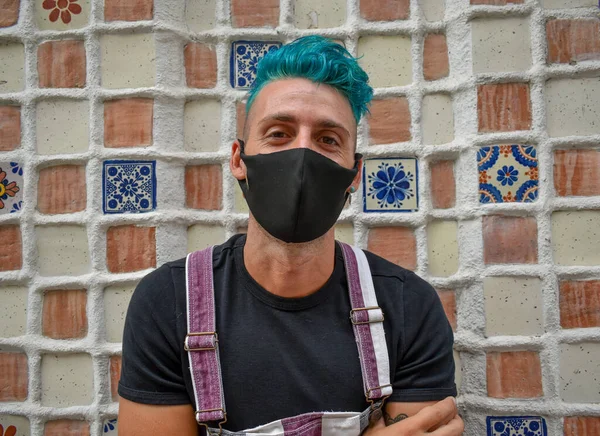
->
319 135 340 147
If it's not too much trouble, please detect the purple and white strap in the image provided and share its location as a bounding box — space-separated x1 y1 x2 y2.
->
339 243 393 401
185 247 227 424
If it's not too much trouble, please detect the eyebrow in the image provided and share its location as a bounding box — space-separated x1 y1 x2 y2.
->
258 113 352 138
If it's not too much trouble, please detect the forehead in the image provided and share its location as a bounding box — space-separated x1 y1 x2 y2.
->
248 78 356 130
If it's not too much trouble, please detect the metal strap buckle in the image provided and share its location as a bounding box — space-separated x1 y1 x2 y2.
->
197 409 227 436
184 332 218 351
350 306 385 325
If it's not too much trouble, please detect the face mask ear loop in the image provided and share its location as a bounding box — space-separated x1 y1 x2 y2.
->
238 139 250 191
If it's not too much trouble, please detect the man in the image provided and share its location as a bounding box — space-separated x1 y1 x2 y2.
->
118 36 464 436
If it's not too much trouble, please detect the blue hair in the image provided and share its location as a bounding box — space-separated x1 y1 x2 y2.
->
246 36 373 123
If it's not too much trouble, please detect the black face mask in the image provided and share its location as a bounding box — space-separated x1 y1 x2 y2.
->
238 140 361 243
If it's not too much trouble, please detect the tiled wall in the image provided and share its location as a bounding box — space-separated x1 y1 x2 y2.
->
0 0 599 435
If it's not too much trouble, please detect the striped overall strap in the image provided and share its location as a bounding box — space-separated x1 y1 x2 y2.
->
339 243 393 403
185 247 227 429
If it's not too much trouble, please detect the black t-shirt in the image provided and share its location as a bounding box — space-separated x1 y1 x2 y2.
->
118 234 456 432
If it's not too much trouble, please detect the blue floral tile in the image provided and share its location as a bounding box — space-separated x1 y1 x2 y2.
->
363 158 418 212
103 160 156 214
103 418 117 434
230 41 282 89
487 416 547 436
0 161 24 215
478 145 538 204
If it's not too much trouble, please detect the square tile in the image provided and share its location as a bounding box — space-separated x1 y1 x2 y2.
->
42 289 87 339
0 162 23 215
0 352 28 401
367 226 417 270
0 106 21 151
38 40 86 88
36 225 90 276
185 164 222 210
554 149 600 197
45 420 90 436
541 0 596 7
427 220 459 277
41 354 93 407
564 417 600 436
483 216 538 264
230 41 282 89
560 342 600 403
487 351 543 398
187 224 226 252
0 225 22 271
560 280 600 329
437 289 457 331
0 0 20 27
104 284 135 342
100 34 155 89
419 0 444 21
232 0 279 27
103 160 156 214
367 98 411 144
0 415 29 436
104 0 153 21
106 225 156 273
185 0 216 31
478 83 531 132
552 211 600 266
547 19 600 64
104 98 153 148
472 17 531 73
0 43 24 93
430 160 455 209
103 419 118 434
360 0 409 21
294 0 345 28
36 0 89 30
0 285 28 337
184 43 217 89
363 158 418 212
38 165 86 214
109 356 121 401
422 94 454 145
36 99 89 155
546 78 600 137
487 416 547 436
478 145 539 204
357 36 412 88
423 34 449 81
184 100 221 152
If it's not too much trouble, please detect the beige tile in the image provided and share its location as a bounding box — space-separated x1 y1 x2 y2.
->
560 342 600 403
0 285 27 337
472 17 531 74
0 415 29 436
484 276 543 336
334 223 354 245
427 221 459 277
100 34 155 89
36 100 89 155
36 225 90 276
185 0 216 31
35 0 90 30
0 43 24 93
233 180 249 214
541 0 596 7
357 36 412 88
187 224 226 252
546 78 600 137
184 100 221 152
552 211 600 266
41 354 93 407
422 94 454 145
294 0 345 29
104 284 135 343
419 0 444 21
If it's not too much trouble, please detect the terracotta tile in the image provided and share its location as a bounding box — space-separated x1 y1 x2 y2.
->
185 165 223 210
106 226 156 273
367 227 417 270
38 165 86 214
430 161 455 209
104 98 153 148
483 216 538 264
0 225 22 271
0 106 20 151
42 289 87 339
478 83 532 132
471 0 523 3
486 351 543 398
0 0 19 27
104 0 153 21
367 98 411 144
423 34 449 81
564 417 600 436
547 19 600 64
436 289 457 331
38 40 86 88
554 149 600 197
232 0 278 27
360 0 409 21
560 280 600 329
184 43 217 89
0 352 28 401
236 102 246 139
109 356 121 401
45 420 90 436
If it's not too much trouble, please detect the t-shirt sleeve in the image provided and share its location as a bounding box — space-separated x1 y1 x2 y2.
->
389 272 457 403
118 264 191 405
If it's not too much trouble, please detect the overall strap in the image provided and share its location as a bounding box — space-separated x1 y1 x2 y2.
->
339 242 393 404
185 247 227 430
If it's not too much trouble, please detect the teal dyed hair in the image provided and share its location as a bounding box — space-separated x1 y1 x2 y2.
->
245 36 373 123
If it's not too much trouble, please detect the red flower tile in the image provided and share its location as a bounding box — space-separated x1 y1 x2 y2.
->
42 0 82 24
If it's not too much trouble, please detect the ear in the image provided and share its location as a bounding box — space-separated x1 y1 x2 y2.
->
348 157 363 194
230 139 247 181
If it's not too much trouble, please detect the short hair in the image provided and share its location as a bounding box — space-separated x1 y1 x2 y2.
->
245 35 373 123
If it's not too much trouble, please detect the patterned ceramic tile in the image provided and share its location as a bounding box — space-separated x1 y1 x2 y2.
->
487 416 547 436
230 41 281 89
36 0 90 30
103 160 156 214
363 158 418 212
0 162 23 215
103 418 118 434
478 145 538 204
0 415 30 436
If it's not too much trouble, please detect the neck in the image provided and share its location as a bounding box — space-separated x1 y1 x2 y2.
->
243 217 336 298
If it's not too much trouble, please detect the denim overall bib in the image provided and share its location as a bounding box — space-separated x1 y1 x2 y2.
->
185 242 393 436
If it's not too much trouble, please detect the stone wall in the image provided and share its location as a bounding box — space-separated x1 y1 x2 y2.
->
0 0 599 435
